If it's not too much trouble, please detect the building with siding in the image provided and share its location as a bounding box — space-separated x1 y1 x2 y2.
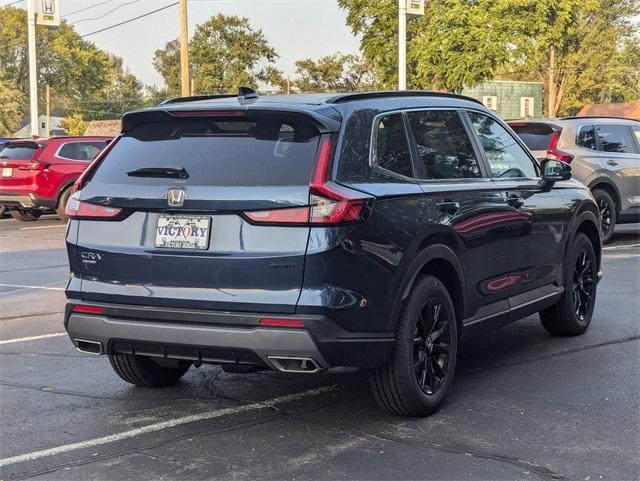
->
462 80 544 120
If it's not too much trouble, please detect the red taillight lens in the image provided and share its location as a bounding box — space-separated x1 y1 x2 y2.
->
18 161 50 171
259 318 304 327
547 132 574 163
65 190 123 220
243 136 370 226
72 305 104 314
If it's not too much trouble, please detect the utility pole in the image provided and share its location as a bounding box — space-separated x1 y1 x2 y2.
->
398 0 407 91
45 85 50 137
26 0 39 137
179 0 190 97
548 46 556 117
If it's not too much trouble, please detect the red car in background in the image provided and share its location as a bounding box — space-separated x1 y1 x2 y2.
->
0 136 112 222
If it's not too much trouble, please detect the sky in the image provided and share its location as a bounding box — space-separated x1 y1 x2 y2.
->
52 0 362 88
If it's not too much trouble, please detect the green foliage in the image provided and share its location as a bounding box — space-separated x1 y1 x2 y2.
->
60 113 88 136
338 0 640 111
293 53 377 92
154 14 278 95
0 74 25 136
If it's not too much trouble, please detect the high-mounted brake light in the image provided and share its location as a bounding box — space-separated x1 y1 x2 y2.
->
547 131 574 163
171 110 245 117
65 190 123 220
259 318 304 327
243 136 370 226
72 305 104 314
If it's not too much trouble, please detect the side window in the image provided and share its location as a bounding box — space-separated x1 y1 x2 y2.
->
576 125 597 150
468 112 537 179
596 124 635 153
58 142 104 161
372 114 413 178
406 110 481 179
632 125 640 148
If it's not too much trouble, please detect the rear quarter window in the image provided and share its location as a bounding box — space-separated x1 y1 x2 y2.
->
90 115 320 186
509 123 557 151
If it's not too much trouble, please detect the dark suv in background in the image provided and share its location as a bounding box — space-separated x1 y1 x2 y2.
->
64 91 602 416
509 117 640 242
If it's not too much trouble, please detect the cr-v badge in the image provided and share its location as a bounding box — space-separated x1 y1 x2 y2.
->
167 189 186 207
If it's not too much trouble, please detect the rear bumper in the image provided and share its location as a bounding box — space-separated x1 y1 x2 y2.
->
64 300 394 370
0 192 57 209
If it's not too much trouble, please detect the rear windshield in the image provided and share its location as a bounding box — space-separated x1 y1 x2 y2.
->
509 123 557 151
91 115 320 186
0 144 38 160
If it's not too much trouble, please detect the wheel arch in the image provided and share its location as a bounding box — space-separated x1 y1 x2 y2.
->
56 179 77 206
566 209 602 275
588 178 621 214
390 243 466 333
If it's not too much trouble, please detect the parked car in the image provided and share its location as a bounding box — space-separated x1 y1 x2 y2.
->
508 117 640 242
64 91 602 416
0 136 112 221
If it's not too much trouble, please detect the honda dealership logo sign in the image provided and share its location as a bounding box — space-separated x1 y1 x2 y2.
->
36 0 60 26
167 189 186 207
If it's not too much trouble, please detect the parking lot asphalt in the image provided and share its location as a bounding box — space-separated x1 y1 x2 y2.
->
0 215 638 481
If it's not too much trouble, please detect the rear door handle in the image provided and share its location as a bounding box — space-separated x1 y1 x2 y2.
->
607 159 618 166
506 194 525 209
437 201 460 215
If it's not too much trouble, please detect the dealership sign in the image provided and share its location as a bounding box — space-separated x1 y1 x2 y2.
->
407 0 425 15
36 0 60 27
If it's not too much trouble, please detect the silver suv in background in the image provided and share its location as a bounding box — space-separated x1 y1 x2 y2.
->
509 117 640 242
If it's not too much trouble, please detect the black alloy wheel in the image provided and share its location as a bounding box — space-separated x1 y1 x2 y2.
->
573 248 595 322
413 298 452 396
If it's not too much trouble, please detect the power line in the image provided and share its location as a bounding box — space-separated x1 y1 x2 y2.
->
72 0 140 25
63 0 115 18
80 2 178 38
1 0 22 7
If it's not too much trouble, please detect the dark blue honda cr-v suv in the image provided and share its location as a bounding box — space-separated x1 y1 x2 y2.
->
64 90 602 416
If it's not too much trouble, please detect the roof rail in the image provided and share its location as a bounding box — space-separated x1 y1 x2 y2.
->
558 115 638 121
160 94 236 105
325 90 483 105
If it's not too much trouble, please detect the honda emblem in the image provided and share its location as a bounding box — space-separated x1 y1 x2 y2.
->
167 189 186 207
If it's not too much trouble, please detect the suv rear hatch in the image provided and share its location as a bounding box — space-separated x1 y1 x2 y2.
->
0 141 47 193
68 109 349 313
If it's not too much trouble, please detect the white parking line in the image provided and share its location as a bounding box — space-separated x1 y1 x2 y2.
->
19 225 67 230
603 243 640 251
0 384 337 468
0 333 66 345
0 283 65 291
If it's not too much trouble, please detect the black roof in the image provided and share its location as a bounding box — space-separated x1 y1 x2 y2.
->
122 90 488 133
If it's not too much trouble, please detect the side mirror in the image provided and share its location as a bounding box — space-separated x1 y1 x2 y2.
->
539 159 571 190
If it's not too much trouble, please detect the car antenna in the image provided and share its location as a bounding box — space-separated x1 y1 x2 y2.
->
238 86 258 103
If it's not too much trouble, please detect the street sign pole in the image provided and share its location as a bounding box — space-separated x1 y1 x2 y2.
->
179 0 190 97
26 0 39 137
398 0 407 91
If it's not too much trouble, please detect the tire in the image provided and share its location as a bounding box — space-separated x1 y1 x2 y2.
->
592 189 616 244
108 353 191 387
540 232 597 336
10 209 42 222
56 187 72 222
369 275 458 417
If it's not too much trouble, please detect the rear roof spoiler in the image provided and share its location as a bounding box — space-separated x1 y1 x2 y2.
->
3 140 43 149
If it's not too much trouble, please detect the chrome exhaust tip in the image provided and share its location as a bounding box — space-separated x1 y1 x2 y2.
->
74 339 103 355
268 356 322 374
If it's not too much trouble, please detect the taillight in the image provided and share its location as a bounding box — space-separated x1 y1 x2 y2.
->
18 160 50 171
243 136 371 226
72 305 104 314
65 190 123 220
547 132 574 163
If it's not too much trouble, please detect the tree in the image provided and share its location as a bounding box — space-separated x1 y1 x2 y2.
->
337 0 515 91
154 14 278 95
0 75 25 136
61 113 88 136
293 53 377 92
503 0 640 116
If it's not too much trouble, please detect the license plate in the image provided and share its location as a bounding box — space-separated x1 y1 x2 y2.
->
1 168 12 177
155 215 211 249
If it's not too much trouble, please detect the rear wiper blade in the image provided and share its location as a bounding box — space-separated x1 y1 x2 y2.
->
126 167 189 179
